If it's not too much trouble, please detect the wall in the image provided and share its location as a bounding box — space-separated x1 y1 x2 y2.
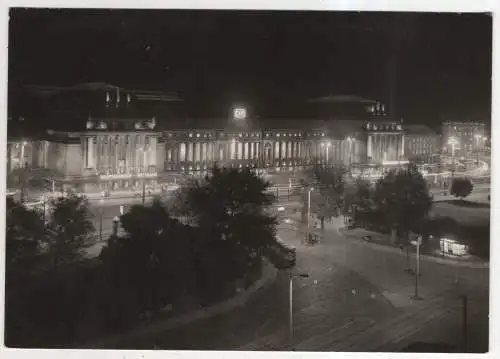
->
156 140 166 171
64 143 84 176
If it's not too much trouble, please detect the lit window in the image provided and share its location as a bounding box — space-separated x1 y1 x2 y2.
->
277 133 280 137
189 133 193 137
197 133 200 138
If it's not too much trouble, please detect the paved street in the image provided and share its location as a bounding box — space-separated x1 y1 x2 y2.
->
79 175 490 350
99 214 488 351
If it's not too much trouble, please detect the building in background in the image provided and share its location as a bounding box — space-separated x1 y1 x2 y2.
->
404 124 441 164
441 121 487 161
7 84 450 194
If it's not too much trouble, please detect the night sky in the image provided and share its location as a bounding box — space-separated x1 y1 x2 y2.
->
8 9 492 124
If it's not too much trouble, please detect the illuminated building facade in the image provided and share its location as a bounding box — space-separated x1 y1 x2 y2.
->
404 124 441 164
363 103 405 165
442 121 487 160
7 84 445 193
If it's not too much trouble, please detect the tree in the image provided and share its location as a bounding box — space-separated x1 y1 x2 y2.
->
305 164 346 230
344 177 373 214
97 199 198 328
450 177 473 200
176 166 278 284
373 165 433 249
46 193 95 268
5 197 48 295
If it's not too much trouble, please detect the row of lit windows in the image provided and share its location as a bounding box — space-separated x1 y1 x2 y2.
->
366 123 402 131
164 131 315 139
88 135 151 145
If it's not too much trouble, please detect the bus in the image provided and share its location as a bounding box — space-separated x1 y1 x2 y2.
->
266 235 297 269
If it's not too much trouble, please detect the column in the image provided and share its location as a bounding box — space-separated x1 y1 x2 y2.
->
193 143 198 162
187 142 192 162
230 140 235 160
90 137 95 168
237 142 242 160
250 142 254 160
274 142 279 162
367 135 373 160
401 134 405 157
206 142 211 162
244 142 249 160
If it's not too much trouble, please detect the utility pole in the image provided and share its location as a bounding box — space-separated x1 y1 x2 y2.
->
462 295 468 353
412 235 422 300
142 180 146 205
288 272 309 349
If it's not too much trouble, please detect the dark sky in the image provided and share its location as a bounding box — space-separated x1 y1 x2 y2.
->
8 9 492 124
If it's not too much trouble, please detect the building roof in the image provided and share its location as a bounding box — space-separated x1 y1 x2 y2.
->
405 124 439 136
159 117 365 139
308 95 378 104
25 83 183 102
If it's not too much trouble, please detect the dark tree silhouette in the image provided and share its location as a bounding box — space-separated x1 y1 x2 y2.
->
373 165 433 253
46 193 95 268
305 164 346 230
450 177 474 200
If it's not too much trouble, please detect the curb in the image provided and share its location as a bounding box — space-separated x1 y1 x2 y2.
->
339 229 489 269
84 260 278 348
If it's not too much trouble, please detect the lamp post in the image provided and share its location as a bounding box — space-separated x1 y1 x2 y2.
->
288 271 309 348
42 194 47 227
99 195 104 242
137 147 147 204
306 187 314 240
411 235 423 300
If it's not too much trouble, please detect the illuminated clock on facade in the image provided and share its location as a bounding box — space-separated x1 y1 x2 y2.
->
233 107 247 120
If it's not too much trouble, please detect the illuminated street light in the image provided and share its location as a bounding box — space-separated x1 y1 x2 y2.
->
306 187 315 241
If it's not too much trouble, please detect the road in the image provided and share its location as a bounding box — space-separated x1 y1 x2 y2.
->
83 181 490 259
83 193 302 259
99 214 488 351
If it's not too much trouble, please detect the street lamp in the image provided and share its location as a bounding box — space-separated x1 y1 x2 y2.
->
42 194 47 226
99 195 104 242
289 271 309 348
306 187 314 241
137 147 147 204
410 234 423 300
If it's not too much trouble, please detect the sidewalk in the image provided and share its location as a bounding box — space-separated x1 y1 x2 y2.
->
83 259 278 349
339 227 489 269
